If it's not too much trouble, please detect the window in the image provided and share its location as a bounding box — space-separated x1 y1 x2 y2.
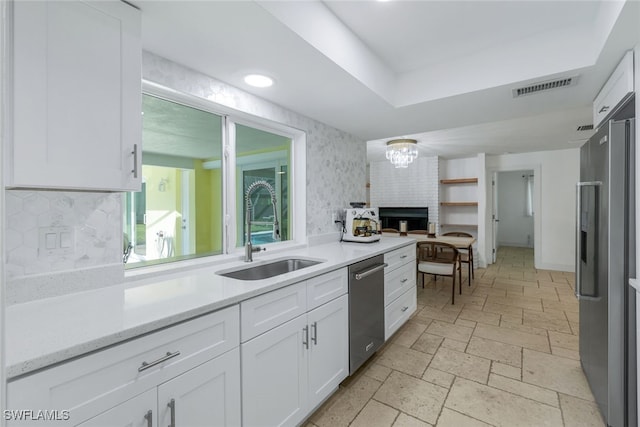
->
124 87 302 268
524 174 534 217
235 124 291 247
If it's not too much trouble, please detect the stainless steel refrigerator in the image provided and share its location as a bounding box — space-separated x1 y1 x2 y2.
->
577 95 636 427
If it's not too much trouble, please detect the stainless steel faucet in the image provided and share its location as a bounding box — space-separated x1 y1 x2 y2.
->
245 180 281 262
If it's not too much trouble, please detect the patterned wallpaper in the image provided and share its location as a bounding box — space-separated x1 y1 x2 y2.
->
4 51 366 302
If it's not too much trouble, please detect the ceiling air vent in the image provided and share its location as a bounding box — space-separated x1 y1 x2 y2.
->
576 124 594 131
512 76 578 98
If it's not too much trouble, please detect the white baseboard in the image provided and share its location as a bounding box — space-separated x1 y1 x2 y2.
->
497 241 534 248
535 262 574 273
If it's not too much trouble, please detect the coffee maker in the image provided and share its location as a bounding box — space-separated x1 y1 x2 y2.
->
343 207 381 243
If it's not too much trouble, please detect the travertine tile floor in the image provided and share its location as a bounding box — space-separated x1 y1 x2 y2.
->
305 246 606 427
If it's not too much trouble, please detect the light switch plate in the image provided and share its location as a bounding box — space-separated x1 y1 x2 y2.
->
38 226 74 257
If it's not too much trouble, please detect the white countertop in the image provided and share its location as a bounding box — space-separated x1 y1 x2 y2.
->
5 236 414 379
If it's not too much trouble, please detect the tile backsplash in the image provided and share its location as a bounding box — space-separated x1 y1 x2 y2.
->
5 191 123 278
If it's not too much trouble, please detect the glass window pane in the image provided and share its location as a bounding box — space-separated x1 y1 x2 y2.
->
235 124 291 246
124 94 223 266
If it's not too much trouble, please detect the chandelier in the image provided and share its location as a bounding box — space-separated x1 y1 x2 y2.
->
385 139 418 168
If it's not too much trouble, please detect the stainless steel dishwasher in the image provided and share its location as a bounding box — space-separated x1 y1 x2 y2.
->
348 254 387 374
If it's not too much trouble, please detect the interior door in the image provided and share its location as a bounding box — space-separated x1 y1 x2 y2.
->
492 172 499 263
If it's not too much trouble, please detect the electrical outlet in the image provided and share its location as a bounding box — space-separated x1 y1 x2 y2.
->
332 209 345 224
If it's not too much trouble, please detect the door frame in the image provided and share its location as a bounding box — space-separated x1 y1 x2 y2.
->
486 164 542 268
492 171 498 263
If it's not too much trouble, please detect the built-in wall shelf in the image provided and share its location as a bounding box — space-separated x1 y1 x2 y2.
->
440 202 478 207
440 172 478 230
440 178 478 185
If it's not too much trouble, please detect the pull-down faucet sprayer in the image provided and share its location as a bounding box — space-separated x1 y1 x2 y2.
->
244 180 280 262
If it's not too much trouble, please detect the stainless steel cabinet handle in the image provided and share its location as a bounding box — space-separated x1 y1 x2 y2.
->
303 325 309 349
138 351 181 372
167 399 176 427
355 263 388 280
131 144 139 178
599 105 610 114
400 255 408 259
400 278 408 283
401 306 409 312
311 322 317 345
144 410 152 427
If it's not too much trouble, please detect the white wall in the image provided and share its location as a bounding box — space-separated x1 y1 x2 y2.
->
0 0 6 413
369 155 439 227
485 148 580 271
496 170 535 248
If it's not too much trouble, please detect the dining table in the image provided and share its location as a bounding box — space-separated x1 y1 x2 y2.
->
381 232 476 249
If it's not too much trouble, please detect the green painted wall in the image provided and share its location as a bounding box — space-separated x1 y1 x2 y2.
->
195 160 223 254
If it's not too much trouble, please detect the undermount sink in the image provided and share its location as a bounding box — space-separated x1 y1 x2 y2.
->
216 258 323 281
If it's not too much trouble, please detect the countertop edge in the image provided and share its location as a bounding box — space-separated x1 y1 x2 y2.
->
6 238 416 379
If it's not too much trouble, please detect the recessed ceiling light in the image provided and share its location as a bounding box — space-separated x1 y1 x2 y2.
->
244 74 274 88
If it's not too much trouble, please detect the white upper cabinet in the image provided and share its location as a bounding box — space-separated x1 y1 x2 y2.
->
9 0 141 191
593 50 634 128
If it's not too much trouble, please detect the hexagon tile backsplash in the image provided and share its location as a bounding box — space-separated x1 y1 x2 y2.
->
5 190 123 280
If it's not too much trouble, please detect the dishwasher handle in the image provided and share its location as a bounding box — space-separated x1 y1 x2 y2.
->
354 263 388 281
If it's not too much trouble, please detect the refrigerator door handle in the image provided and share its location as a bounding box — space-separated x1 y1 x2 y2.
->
576 181 602 298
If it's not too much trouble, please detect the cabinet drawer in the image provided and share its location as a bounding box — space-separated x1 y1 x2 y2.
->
593 50 634 127
307 268 348 310
241 281 307 342
384 244 416 272
385 287 417 341
7 305 239 426
384 262 416 306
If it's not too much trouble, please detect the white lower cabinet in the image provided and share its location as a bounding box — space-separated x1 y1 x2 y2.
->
384 244 417 340
242 314 309 427
78 349 241 427
307 295 349 405
77 389 156 427
7 307 241 426
385 287 418 339
158 348 241 427
242 294 349 427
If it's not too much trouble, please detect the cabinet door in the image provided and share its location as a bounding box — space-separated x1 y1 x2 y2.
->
11 0 141 191
157 348 241 427
308 294 349 409
242 315 309 427
76 389 156 427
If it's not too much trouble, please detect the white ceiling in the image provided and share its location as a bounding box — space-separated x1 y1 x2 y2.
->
132 0 640 161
